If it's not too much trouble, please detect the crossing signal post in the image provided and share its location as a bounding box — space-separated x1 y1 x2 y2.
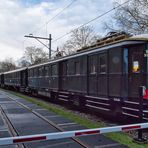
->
24 34 52 60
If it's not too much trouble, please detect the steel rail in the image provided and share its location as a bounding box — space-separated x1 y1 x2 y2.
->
2 92 89 148
0 106 25 148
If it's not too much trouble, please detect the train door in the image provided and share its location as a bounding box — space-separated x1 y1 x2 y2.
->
128 45 146 98
88 54 98 96
59 61 67 91
122 48 128 98
98 52 108 96
21 70 28 87
1 74 4 85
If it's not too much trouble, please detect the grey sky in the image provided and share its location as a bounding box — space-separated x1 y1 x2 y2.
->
0 0 116 61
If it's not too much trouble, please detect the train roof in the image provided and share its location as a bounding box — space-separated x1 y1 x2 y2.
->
28 35 148 69
128 34 148 41
3 67 27 74
2 33 148 72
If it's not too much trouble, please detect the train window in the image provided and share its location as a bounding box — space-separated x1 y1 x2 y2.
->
17 72 18 78
28 70 30 77
33 69 36 77
109 48 121 73
30 69 33 77
99 54 107 73
18 72 20 78
42 67 44 76
63 62 68 76
32 69 35 77
89 55 97 74
34 68 38 77
49 66 51 76
31 69 34 77
39 67 42 76
28 70 31 77
32 69 34 77
123 48 128 74
51 64 58 76
30 69 32 77
81 56 87 74
75 61 80 75
36 68 39 76
45 66 49 76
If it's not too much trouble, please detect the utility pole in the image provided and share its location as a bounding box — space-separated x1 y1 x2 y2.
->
49 34 52 59
24 34 52 60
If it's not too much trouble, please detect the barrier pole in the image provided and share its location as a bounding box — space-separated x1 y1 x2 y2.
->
0 122 148 146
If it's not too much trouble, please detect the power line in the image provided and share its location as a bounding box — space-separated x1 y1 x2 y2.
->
46 0 76 26
32 0 77 34
52 0 131 43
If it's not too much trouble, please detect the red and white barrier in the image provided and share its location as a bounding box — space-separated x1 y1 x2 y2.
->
0 122 148 146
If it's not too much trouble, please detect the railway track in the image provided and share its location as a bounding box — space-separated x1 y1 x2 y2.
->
0 91 90 148
0 105 25 148
0 90 129 148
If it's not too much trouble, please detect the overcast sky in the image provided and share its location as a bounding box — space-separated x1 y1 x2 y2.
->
0 0 118 62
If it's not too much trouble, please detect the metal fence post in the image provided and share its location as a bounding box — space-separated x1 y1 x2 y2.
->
133 86 147 143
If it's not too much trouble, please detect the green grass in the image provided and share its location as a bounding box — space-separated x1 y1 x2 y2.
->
107 132 148 148
1 89 148 148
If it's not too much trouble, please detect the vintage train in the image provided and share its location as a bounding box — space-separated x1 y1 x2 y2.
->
0 32 148 118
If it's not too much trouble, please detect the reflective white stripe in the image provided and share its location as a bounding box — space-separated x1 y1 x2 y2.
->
0 122 148 146
0 139 13 145
46 132 75 140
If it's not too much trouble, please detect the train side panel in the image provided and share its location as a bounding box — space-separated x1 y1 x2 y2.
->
3 68 27 91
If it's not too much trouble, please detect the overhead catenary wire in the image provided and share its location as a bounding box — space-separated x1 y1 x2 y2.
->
25 0 131 56
32 0 77 34
4 0 76 58
52 0 131 43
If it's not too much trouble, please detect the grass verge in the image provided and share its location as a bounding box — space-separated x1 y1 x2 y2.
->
1 89 148 148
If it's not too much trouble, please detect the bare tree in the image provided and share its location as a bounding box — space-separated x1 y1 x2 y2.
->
104 0 148 34
18 56 31 68
60 26 99 55
0 58 16 72
24 46 49 65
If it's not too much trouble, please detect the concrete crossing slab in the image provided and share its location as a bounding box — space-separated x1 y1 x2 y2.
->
34 109 57 116
0 90 128 148
45 116 75 125
25 139 83 148
78 134 126 148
